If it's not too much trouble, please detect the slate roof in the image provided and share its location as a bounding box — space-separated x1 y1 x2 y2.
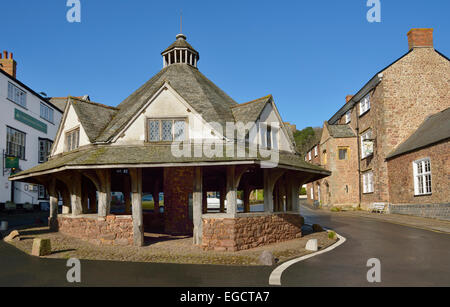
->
10 144 330 180
49 95 90 113
69 97 118 142
386 108 450 159
327 124 356 138
162 34 199 55
96 64 238 142
231 95 271 123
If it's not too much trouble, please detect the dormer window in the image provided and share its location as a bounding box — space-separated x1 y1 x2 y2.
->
359 94 371 116
148 118 186 142
66 128 80 152
345 110 351 124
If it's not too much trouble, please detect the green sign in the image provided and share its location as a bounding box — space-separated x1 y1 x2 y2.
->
5 156 19 169
14 109 47 133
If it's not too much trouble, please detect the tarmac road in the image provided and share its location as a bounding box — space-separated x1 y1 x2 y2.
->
0 205 449 287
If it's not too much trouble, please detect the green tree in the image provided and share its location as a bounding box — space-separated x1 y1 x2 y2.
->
293 126 323 155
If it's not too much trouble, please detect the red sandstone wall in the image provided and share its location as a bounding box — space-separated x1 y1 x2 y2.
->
202 214 304 251
387 141 450 204
58 215 133 246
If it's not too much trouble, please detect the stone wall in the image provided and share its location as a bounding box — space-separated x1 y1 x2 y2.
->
202 213 304 252
389 203 450 221
387 141 450 205
57 215 133 246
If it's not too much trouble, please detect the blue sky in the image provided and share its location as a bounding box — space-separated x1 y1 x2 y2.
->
1 0 449 129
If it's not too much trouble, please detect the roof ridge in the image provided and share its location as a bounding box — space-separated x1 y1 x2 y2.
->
232 95 272 108
69 96 119 111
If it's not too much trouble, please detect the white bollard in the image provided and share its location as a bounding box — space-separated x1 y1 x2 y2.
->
305 239 318 251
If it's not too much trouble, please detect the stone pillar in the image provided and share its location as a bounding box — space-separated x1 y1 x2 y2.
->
130 168 143 247
226 166 237 216
70 172 83 216
96 170 111 217
48 178 58 231
193 167 203 245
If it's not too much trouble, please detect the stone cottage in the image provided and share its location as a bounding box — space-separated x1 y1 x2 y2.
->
305 28 449 218
9 33 329 250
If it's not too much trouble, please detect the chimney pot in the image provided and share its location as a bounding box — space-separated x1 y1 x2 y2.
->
346 95 354 103
0 50 17 78
407 28 433 50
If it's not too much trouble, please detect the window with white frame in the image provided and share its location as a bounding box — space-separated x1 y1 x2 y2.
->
314 146 318 157
148 118 186 142
308 151 312 161
65 128 80 152
413 158 432 195
6 126 26 160
310 187 314 199
38 185 49 200
362 171 374 194
345 110 351 124
360 129 373 159
8 82 27 108
359 94 371 115
39 139 52 163
40 103 54 123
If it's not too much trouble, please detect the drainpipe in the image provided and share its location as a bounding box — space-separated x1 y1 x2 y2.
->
356 112 362 209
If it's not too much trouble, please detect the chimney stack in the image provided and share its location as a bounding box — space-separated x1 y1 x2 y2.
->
0 50 17 78
346 95 354 103
407 28 433 50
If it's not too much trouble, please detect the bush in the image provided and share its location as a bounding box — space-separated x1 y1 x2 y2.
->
330 207 341 212
299 187 306 195
328 231 336 240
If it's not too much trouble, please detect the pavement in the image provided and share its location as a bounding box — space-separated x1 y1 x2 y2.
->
0 205 449 287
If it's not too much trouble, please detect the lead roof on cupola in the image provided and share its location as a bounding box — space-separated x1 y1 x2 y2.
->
161 33 199 58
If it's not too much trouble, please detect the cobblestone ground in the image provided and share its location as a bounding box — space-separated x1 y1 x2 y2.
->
5 225 336 266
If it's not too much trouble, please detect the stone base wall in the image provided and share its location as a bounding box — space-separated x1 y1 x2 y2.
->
202 214 304 252
389 203 450 221
57 215 133 246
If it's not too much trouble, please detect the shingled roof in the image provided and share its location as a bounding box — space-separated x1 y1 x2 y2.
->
10 144 330 180
327 124 356 138
96 64 238 142
387 107 450 159
69 97 118 142
162 34 199 56
231 95 271 123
